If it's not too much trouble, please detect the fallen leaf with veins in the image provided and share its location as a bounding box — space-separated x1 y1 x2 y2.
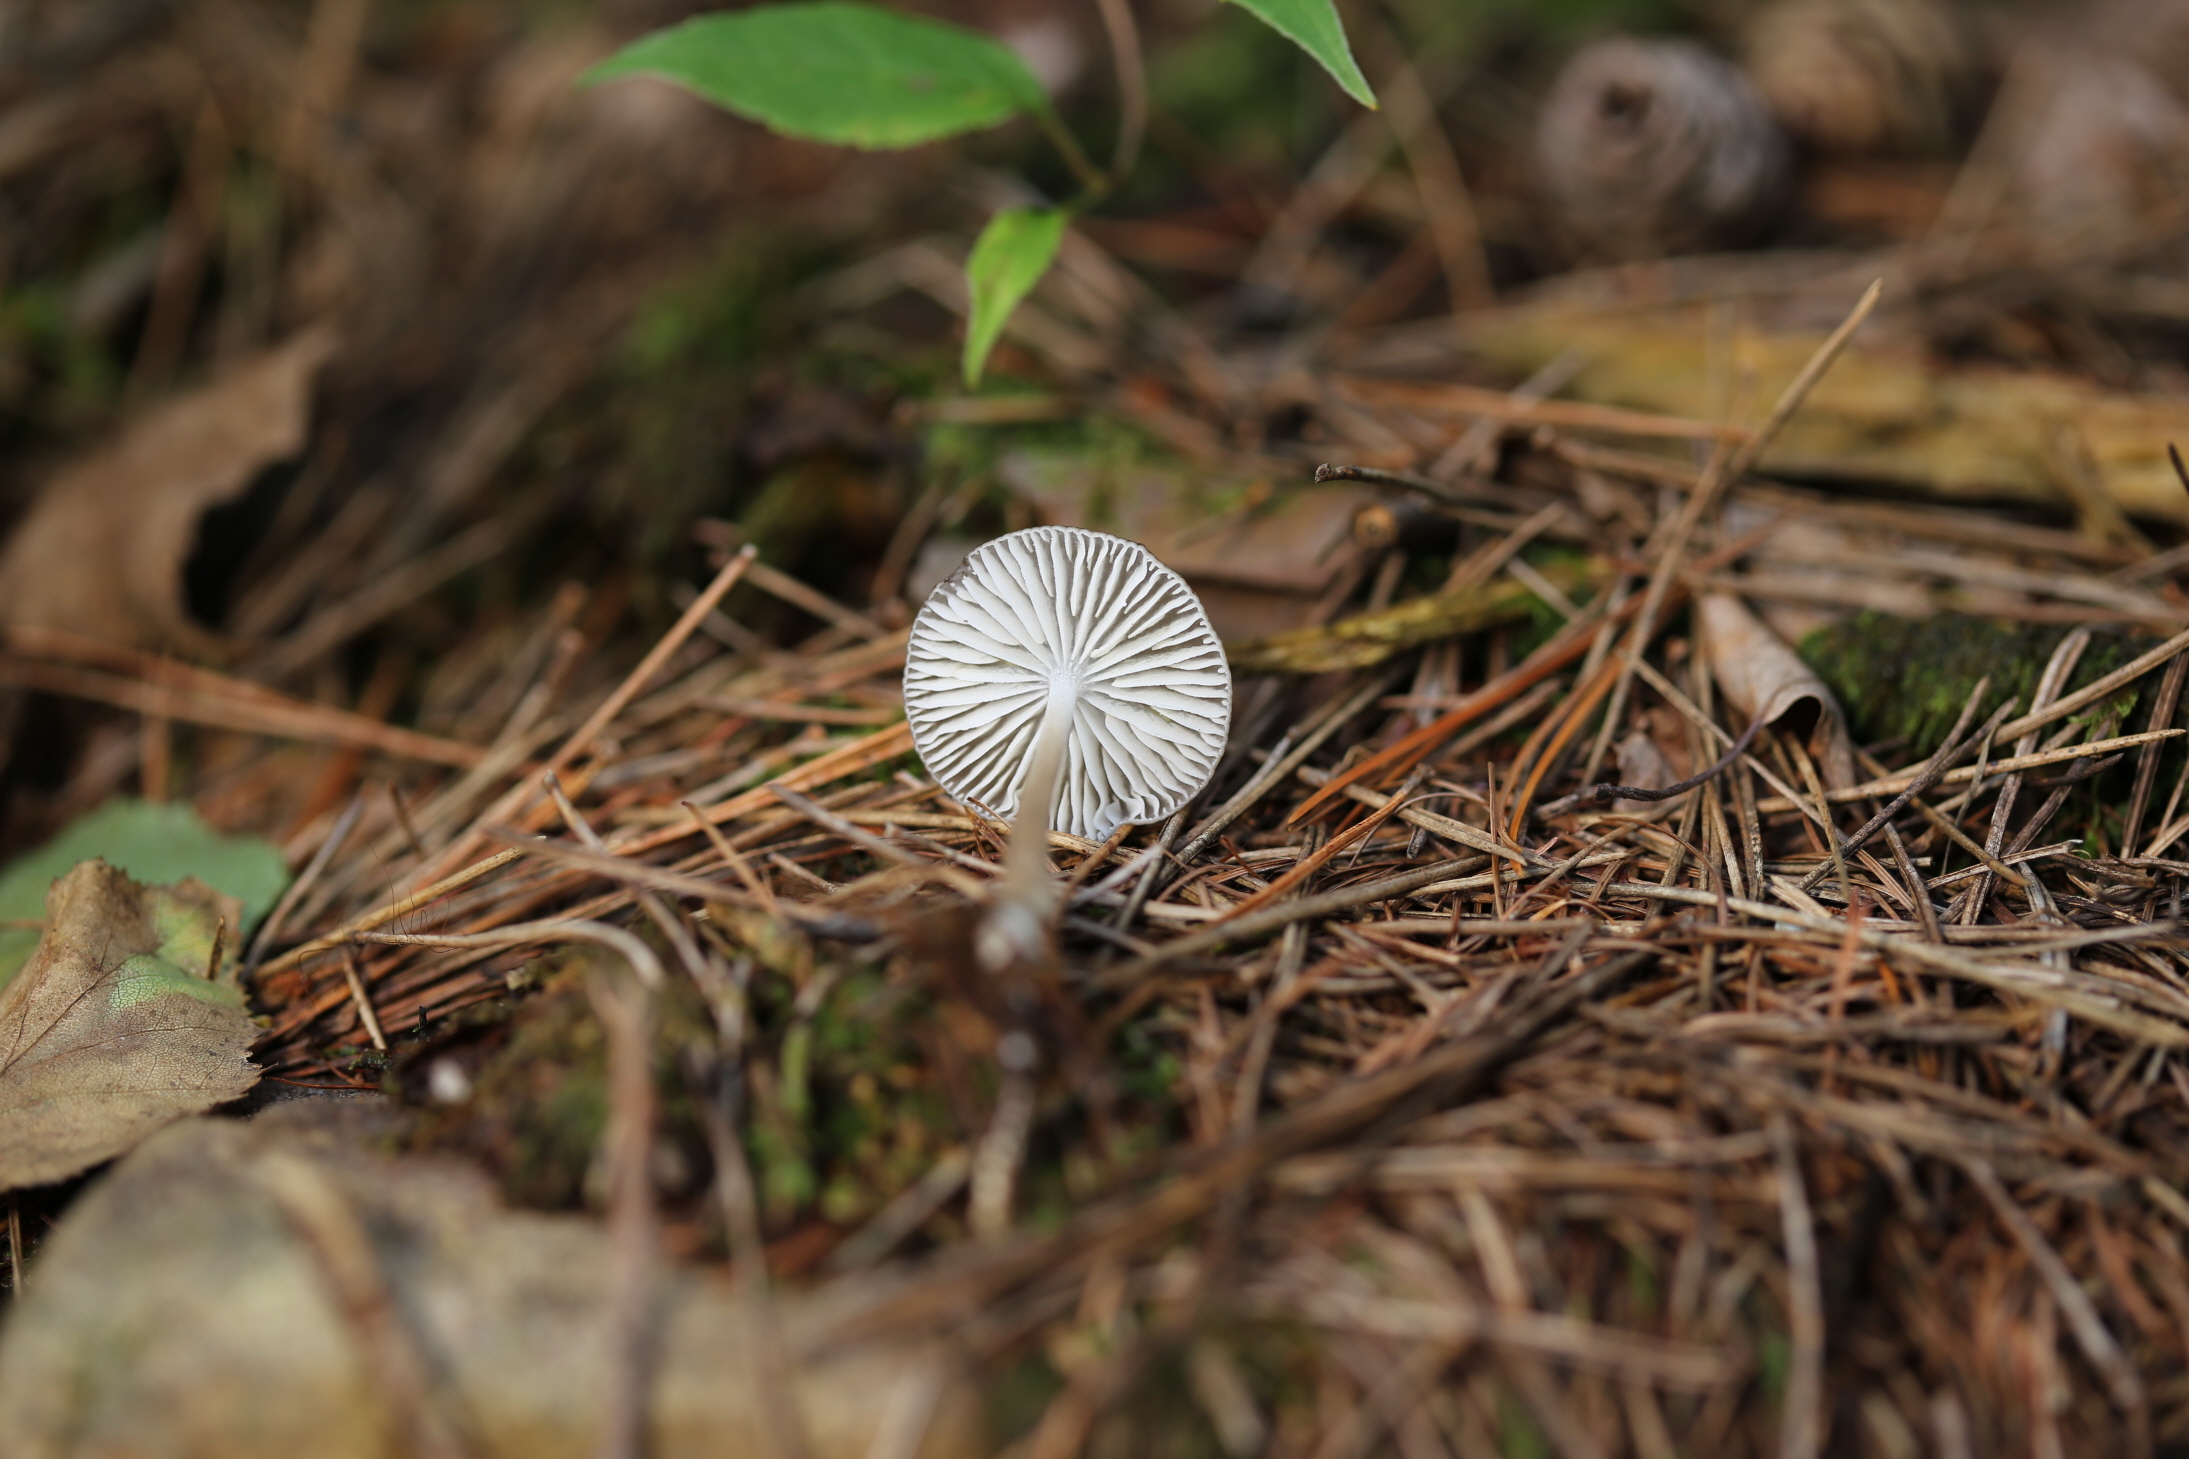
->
0 860 259 1190
0 328 335 652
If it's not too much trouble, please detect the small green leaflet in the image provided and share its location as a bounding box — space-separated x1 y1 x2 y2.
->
1227 0 1377 109
0 799 288 988
585 1 1053 150
963 207 1067 387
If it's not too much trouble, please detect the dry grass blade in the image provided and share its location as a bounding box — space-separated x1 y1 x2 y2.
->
1960 1158 2148 1426
0 654 483 768
1795 691 2009 893
1760 728 2183 810
423 546 760 881
1335 376 1749 442
257 848 527 980
1093 856 1485 987
1993 623 2189 744
1282 1288 1736 1387
1771 1114 1825 1459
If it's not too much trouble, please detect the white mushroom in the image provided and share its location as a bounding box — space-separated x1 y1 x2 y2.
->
905 526 1231 840
903 526 1231 964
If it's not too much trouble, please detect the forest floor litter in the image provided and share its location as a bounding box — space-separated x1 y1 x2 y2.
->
7 1 2189 1455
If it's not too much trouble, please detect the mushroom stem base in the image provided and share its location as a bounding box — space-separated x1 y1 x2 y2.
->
977 685 1073 972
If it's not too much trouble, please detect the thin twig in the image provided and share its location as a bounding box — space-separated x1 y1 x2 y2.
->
1548 709 1769 816
1771 1114 1825 1459
338 946 389 1052
1994 622 2189 744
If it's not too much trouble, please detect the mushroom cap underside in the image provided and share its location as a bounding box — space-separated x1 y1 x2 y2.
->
903 526 1232 841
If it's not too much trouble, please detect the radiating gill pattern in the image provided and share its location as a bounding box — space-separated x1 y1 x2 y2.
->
904 527 1232 840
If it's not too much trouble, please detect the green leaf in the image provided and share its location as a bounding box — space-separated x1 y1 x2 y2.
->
585 2 1052 150
0 799 289 987
962 207 1067 387
1226 0 1376 108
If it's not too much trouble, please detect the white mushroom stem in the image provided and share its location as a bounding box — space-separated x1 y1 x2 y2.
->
902 526 1233 968
976 678 1074 971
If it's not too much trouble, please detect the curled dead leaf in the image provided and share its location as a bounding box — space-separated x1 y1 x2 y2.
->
1698 592 1857 788
0 329 336 653
0 860 258 1190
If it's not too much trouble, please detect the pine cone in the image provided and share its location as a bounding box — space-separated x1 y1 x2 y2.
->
1534 37 1792 262
1742 0 1970 156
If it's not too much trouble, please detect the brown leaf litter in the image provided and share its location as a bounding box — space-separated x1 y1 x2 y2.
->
168 284 2189 1453
11 2 2189 1455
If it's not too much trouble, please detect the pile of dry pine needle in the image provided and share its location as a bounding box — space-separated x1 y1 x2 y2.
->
9 277 2180 1455
13 2 2189 1453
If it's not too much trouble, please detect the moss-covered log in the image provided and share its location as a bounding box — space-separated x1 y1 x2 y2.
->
1802 611 2158 754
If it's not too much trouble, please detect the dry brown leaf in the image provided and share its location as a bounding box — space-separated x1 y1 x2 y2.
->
0 1109 981 1459
0 329 335 652
0 860 258 1190
1698 591 1858 788
1003 448 1370 577
1441 302 2189 525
